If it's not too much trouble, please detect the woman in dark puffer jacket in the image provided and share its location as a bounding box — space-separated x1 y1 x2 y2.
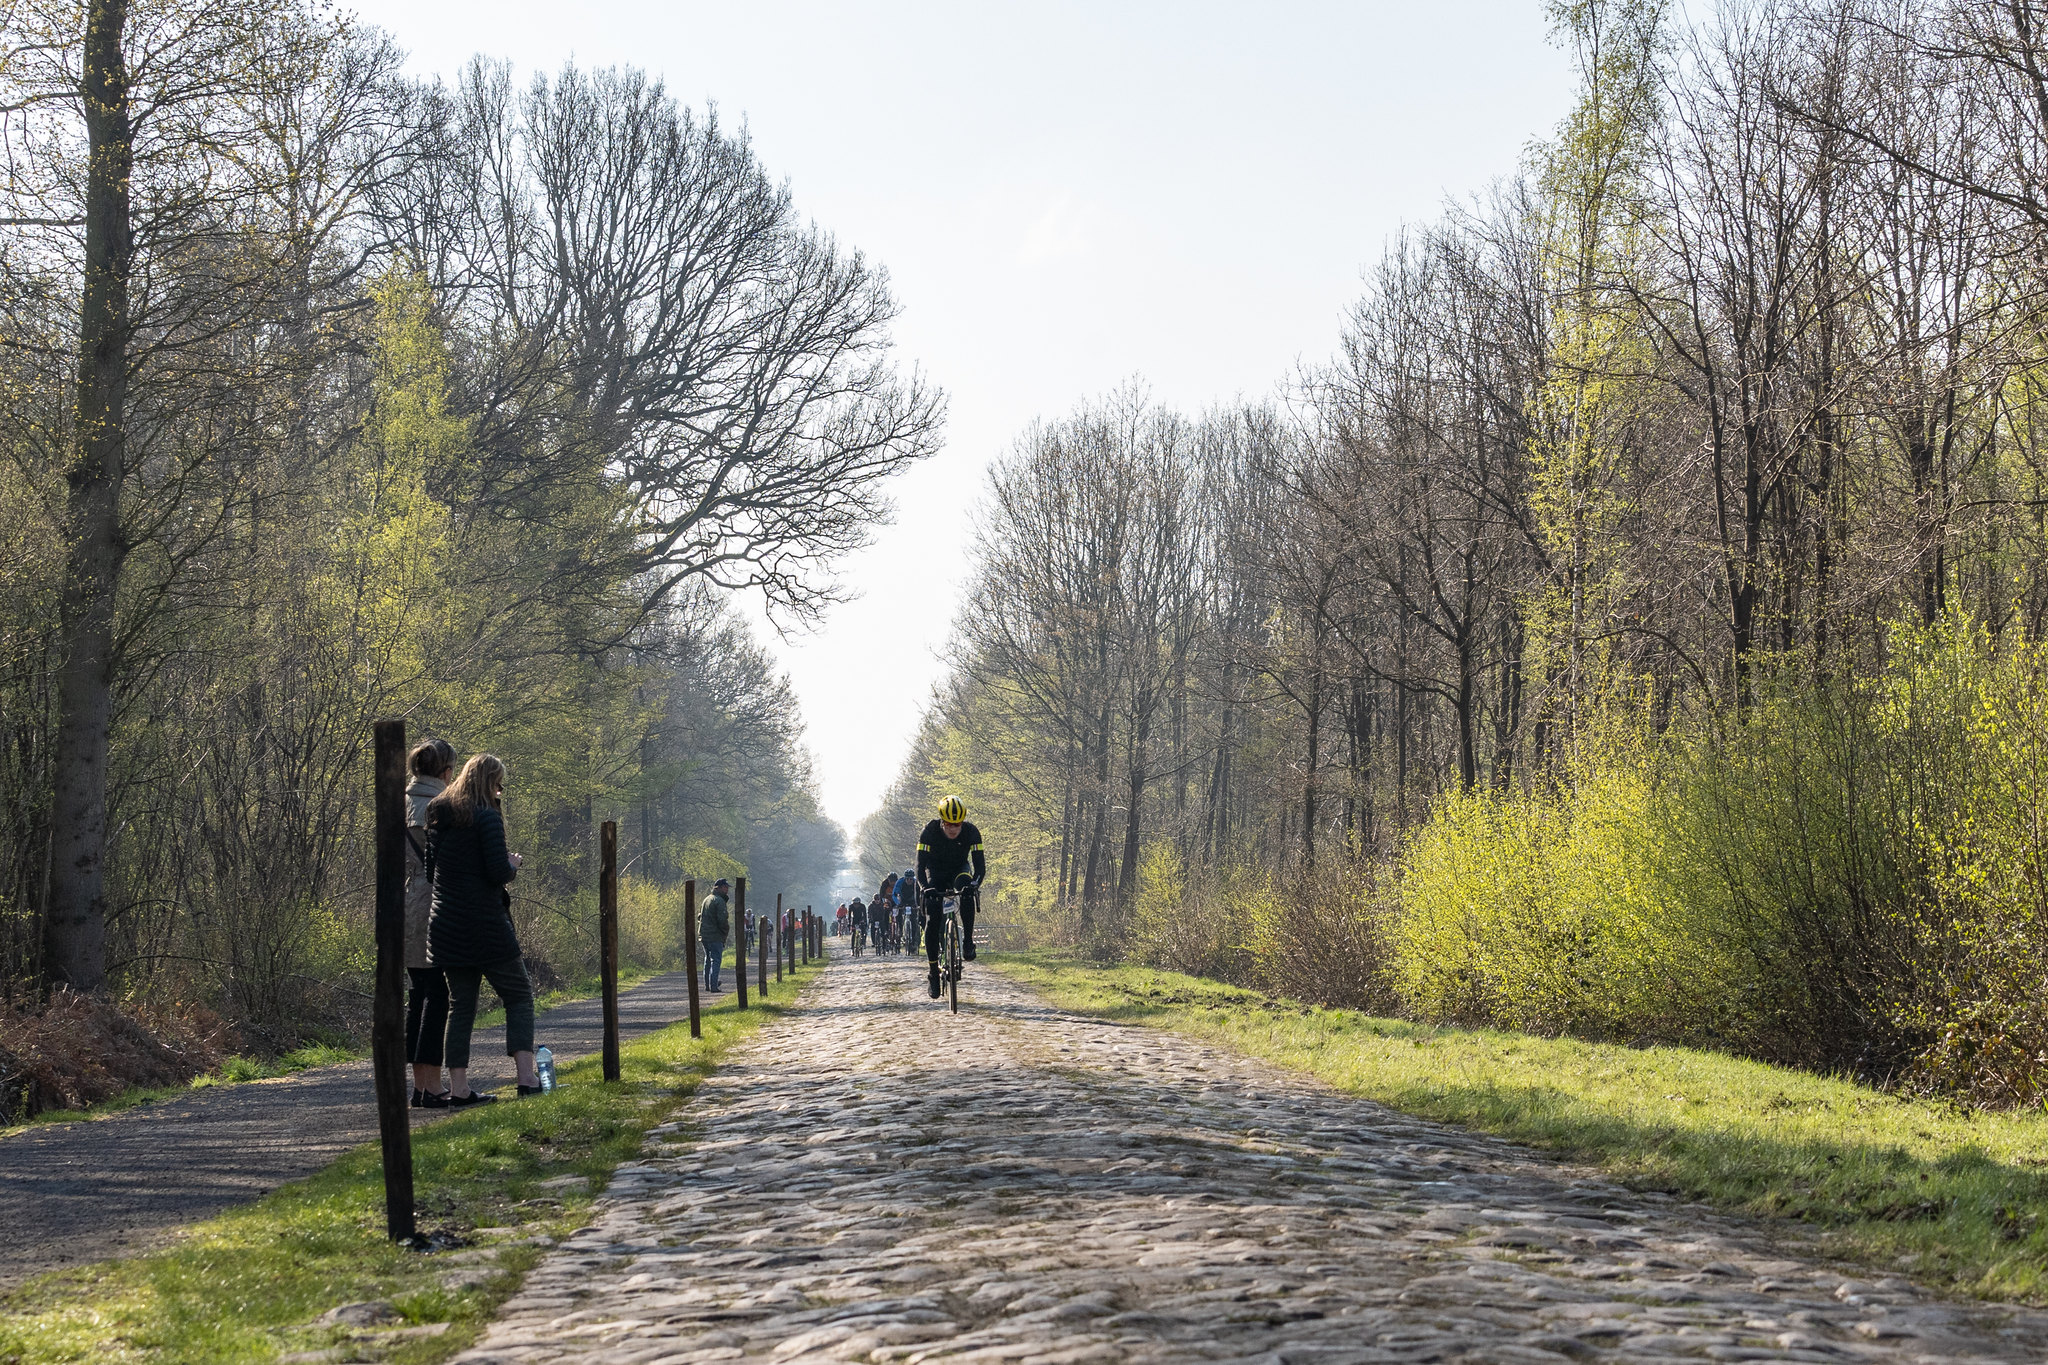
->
427 753 541 1104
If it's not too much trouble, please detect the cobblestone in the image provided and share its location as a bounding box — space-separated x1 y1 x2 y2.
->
452 950 2048 1364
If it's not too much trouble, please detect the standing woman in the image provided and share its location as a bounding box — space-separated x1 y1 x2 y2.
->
404 737 456 1107
427 754 541 1103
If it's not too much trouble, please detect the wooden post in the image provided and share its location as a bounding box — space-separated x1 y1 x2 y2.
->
600 820 620 1083
775 894 784 982
757 903 768 998
370 719 415 1242
800 906 808 965
809 906 816 960
682 877 701 1039
735 877 748 1010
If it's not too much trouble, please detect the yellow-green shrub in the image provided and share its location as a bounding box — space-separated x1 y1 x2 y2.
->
1393 614 2048 1101
1395 739 1734 1039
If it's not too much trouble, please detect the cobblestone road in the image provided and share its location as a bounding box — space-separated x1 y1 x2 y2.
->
454 948 2048 1364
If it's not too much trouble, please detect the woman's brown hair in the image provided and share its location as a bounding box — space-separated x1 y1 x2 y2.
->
434 753 506 828
408 737 455 779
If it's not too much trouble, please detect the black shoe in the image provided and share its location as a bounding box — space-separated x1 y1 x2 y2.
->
928 969 942 999
415 1088 449 1110
516 1084 544 1097
448 1090 496 1107
411 1088 423 1108
963 938 977 962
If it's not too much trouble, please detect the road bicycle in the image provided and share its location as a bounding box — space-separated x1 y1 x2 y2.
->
934 874 974 1013
851 920 866 957
901 901 924 955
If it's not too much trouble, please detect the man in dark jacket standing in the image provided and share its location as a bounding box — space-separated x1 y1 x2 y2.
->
699 878 731 991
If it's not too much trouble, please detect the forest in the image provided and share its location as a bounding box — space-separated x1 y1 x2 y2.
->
866 0 2048 1104
0 0 937 1072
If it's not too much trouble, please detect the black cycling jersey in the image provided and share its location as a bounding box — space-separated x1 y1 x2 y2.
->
917 819 986 890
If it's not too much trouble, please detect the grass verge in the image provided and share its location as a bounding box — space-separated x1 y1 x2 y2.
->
0 958 815 1364
990 951 2048 1304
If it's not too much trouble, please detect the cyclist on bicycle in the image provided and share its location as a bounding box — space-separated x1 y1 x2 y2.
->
849 895 868 951
876 874 900 949
898 870 920 955
917 796 986 998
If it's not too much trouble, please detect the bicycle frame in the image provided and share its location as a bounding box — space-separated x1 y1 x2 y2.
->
936 894 964 1012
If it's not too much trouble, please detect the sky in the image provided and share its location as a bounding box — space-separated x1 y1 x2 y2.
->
344 0 1579 841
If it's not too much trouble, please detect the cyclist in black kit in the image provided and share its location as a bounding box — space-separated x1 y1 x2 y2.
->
876 873 900 950
917 795 987 998
897 870 920 955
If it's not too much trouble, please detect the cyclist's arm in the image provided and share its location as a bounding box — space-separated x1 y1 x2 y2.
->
970 830 987 886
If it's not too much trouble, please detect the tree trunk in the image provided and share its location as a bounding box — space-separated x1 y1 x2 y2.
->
1301 664 1322 870
44 0 133 993
1116 725 1150 906
1454 629 1478 793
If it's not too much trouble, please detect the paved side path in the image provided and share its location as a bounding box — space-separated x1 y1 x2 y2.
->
457 950 2048 1365
0 968 715 1286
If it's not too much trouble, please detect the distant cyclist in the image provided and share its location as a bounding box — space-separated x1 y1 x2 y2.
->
897 870 920 955
917 796 987 998
876 873 900 950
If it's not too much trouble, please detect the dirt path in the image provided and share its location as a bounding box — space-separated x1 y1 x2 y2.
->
0 968 716 1287
455 948 2048 1364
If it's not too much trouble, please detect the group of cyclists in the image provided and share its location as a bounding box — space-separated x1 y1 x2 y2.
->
836 877 918 953
833 795 986 999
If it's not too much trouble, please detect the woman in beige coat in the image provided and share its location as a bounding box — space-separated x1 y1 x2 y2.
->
404 738 455 1106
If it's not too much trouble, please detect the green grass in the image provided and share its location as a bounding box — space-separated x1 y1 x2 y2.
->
0 958 815 1364
193 1043 363 1088
991 951 2048 1304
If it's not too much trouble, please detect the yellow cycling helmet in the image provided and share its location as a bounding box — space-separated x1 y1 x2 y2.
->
937 795 967 823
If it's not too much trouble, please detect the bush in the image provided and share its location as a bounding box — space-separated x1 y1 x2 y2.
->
1387 614 2048 1104
1396 735 1735 1040
1245 857 1399 1012
1131 844 1252 982
1131 843 1394 1010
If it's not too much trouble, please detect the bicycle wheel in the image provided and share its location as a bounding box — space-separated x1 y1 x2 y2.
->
947 916 960 1013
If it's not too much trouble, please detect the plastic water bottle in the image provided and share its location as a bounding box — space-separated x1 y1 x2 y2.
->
535 1045 555 1092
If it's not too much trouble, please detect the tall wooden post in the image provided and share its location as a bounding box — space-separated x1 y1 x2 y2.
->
600 821 620 1083
682 877 701 1039
758 904 768 998
775 894 784 982
734 878 748 1010
370 719 415 1241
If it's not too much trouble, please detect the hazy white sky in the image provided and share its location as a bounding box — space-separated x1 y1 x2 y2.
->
345 0 1577 839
